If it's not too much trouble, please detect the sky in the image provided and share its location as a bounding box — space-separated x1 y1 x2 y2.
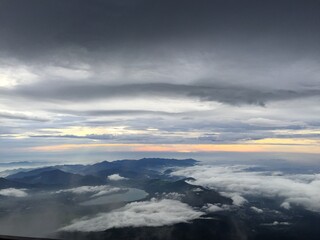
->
0 0 320 164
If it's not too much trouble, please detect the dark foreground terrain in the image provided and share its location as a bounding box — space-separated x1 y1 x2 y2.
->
0 158 319 240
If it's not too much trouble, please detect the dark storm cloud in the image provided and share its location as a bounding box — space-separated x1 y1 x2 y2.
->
1 0 320 61
1 0 320 105
2 82 320 106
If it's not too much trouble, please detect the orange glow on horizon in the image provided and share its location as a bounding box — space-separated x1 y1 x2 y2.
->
27 142 320 154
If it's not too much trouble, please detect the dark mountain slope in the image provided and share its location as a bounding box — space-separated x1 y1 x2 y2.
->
0 178 30 189
81 158 198 175
6 167 57 180
9 169 105 187
143 179 233 207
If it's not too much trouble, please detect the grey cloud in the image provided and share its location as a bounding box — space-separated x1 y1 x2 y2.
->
19 115 315 144
4 82 320 106
53 109 185 117
32 134 115 141
30 133 193 144
0 0 319 161
275 133 320 139
1 0 320 62
0 111 49 122
198 132 272 143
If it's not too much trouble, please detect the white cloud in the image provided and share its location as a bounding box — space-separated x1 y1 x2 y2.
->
172 165 320 212
0 65 38 88
280 202 291 210
202 204 223 213
192 188 203 192
107 174 128 181
251 206 263 213
160 192 185 200
56 185 123 197
0 188 28 197
221 192 247 206
262 221 290 226
60 198 204 232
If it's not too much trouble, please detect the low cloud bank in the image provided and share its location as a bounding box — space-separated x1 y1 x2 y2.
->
61 198 203 232
172 165 320 212
0 188 28 197
56 185 123 197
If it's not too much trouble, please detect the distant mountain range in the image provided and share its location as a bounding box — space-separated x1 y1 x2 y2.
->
0 161 48 167
8 169 105 187
3 158 198 189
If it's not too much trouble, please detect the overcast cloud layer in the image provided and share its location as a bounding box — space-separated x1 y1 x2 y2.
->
0 0 320 162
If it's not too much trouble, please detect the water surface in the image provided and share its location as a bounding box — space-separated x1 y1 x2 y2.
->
80 188 148 206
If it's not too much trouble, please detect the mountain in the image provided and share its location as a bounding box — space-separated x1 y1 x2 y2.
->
6 167 58 180
54 164 87 174
143 179 233 207
111 158 197 169
0 178 30 189
81 158 198 174
79 158 197 178
9 169 105 187
5 158 198 188
6 158 198 182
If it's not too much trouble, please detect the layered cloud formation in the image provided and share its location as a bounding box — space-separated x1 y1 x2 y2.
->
172 165 320 212
0 0 319 162
61 198 203 232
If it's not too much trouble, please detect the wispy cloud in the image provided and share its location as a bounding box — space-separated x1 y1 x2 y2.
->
0 111 49 122
55 185 123 197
